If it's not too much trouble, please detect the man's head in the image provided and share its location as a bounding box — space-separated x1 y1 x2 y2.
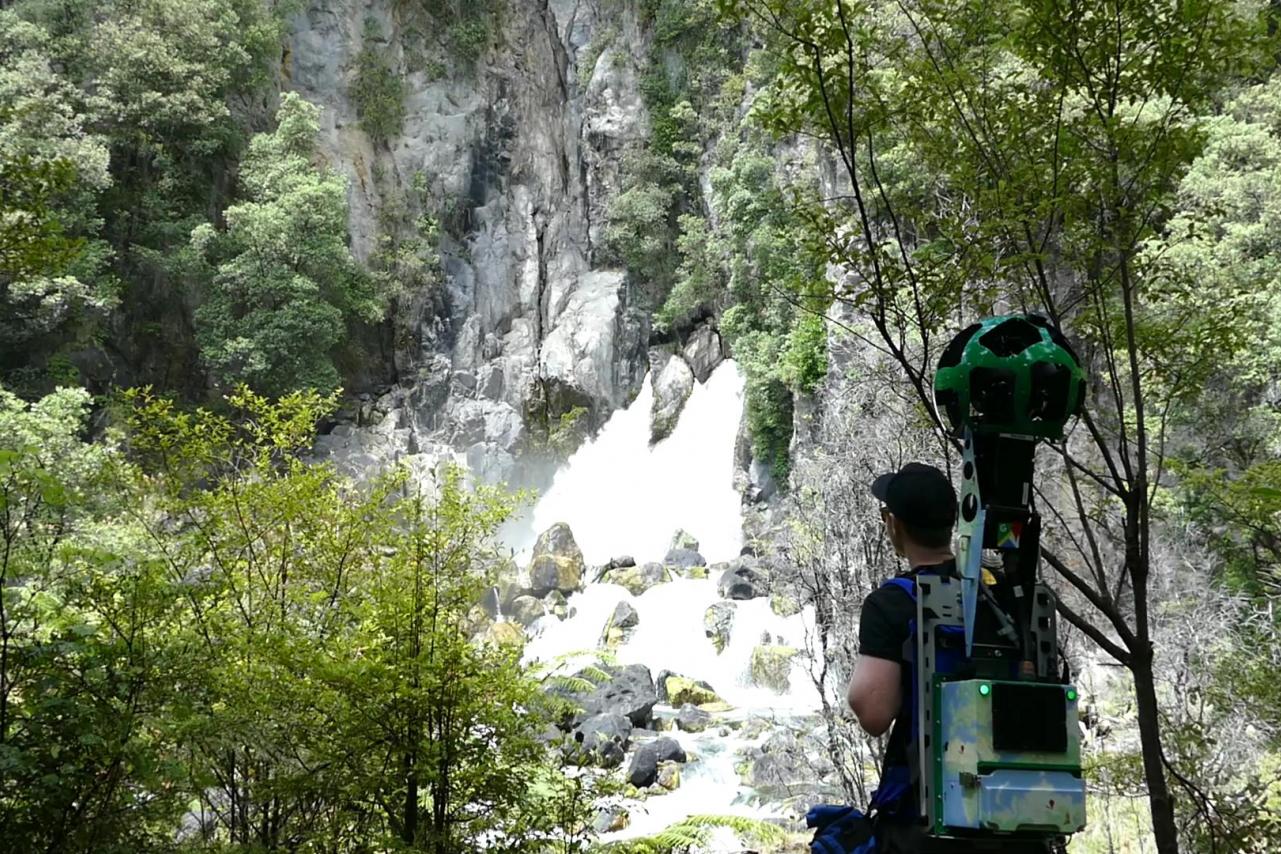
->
871 462 957 558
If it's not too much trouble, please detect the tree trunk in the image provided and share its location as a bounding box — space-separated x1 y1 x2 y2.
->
1131 648 1178 853
403 749 417 846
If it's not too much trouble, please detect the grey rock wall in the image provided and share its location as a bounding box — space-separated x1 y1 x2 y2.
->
290 0 651 484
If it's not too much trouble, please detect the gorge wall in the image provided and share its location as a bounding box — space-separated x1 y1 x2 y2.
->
285 0 683 487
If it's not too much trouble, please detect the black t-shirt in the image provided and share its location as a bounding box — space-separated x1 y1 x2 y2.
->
858 561 956 771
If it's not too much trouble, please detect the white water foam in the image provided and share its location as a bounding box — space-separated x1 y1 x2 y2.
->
526 361 746 566
517 359 821 847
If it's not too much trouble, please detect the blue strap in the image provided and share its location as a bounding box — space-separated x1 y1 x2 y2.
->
805 805 877 854
881 576 917 601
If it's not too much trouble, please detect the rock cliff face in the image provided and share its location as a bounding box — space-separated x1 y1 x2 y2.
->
287 0 652 484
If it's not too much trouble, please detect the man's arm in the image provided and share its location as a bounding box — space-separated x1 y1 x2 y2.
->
851 585 912 737
847 655 901 736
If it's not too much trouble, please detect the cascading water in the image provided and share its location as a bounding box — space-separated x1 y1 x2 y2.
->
527 360 746 566
519 361 822 847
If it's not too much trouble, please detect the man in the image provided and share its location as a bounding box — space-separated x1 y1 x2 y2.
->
848 462 956 852
846 462 1051 854
849 462 957 740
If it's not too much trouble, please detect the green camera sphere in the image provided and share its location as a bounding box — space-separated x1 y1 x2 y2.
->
934 315 1086 439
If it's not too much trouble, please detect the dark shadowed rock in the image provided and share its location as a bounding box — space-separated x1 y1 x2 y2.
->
718 556 772 600
626 736 688 787
479 585 500 618
558 663 656 728
610 600 639 629
664 547 706 569
576 711 630 757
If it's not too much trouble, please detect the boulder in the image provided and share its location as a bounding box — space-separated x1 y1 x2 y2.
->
676 703 712 733
670 529 700 553
610 600 640 629
750 644 798 693
602 561 670 596
626 736 688 787
481 621 525 649
544 590 570 620
718 556 772 600
683 324 723 383
562 663 657 728
656 760 681 791
600 601 637 650
650 354 694 444
606 555 637 570
509 595 547 627
704 601 735 654
662 675 723 707
663 547 706 570
574 712 633 762
593 807 630 834
528 523 586 597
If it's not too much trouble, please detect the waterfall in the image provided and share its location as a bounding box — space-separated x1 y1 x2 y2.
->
527 361 746 565
518 360 823 848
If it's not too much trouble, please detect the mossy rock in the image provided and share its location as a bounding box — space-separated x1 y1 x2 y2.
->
656 760 681 791
664 675 723 706
750 644 798 692
482 620 526 649
603 562 670 596
684 565 709 580
770 593 801 617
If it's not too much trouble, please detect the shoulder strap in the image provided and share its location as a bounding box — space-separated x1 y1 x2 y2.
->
880 576 916 601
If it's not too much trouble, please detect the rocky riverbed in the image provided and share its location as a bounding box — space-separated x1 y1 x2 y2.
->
477 518 832 850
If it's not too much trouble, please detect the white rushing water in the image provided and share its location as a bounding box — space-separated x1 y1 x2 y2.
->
519 360 822 848
527 361 746 565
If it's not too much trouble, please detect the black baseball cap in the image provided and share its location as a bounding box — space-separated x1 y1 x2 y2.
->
870 463 957 529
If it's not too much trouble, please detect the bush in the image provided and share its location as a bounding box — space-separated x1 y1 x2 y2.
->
351 45 405 141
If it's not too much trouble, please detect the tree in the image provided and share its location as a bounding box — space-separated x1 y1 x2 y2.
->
722 0 1270 849
192 93 381 395
0 386 192 851
0 12 115 384
120 386 573 851
316 467 554 853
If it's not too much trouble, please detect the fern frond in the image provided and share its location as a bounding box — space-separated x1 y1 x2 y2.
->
547 674 598 694
592 812 786 854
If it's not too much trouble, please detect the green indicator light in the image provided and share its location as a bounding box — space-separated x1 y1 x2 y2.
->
1067 689 1078 702
979 683 991 697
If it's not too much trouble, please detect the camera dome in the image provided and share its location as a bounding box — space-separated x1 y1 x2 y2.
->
934 315 1086 439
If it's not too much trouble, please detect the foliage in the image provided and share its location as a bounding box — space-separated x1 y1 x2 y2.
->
596 813 789 853
720 0 1273 849
0 380 612 851
352 43 407 142
0 386 191 851
0 0 295 394
192 93 381 395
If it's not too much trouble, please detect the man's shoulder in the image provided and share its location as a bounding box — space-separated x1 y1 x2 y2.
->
866 577 916 610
